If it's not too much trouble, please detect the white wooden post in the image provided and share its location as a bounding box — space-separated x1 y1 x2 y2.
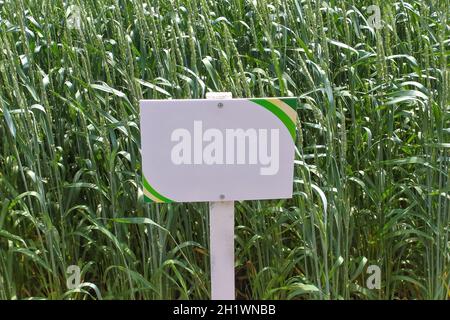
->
206 92 235 300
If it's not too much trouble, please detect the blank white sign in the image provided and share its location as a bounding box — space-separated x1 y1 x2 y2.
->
140 98 297 203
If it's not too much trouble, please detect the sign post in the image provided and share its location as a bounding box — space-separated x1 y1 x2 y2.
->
206 92 234 300
209 201 234 299
140 94 297 300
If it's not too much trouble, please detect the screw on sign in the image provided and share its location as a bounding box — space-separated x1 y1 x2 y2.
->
140 93 297 299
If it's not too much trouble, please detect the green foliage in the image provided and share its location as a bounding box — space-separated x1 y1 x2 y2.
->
0 0 448 299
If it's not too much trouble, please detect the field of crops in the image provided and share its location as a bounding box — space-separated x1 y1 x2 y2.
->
0 0 448 299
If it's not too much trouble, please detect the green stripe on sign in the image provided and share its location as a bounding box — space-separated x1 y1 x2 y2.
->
280 97 297 110
143 176 173 203
249 98 296 141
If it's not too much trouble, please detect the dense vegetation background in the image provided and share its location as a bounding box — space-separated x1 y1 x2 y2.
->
0 0 448 299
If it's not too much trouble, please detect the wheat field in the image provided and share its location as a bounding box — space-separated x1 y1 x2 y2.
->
0 0 449 299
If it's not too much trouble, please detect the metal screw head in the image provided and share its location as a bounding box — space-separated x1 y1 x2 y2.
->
219 194 225 200
217 102 223 108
